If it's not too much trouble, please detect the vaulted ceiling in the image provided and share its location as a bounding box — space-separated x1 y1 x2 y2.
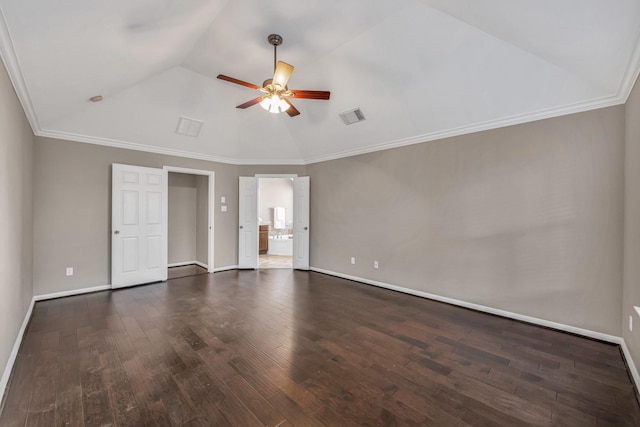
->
1 0 639 164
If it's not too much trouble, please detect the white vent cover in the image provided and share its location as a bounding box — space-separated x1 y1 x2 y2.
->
176 116 204 137
339 108 366 125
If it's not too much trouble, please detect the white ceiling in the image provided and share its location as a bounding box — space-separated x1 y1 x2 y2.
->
1 0 639 164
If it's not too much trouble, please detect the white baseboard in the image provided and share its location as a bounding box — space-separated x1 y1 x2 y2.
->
310 266 640 390
310 267 622 344
3 284 111 409
621 340 640 395
168 261 191 268
213 265 238 273
34 285 112 302
5 268 638 406
1 297 34 403
310 267 640 390
168 261 210 270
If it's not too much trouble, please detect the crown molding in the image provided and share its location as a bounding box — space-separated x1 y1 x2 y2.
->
1 8 639 167
37 93 626 167
33 95 624 166
224 157 306 166
36 128 249 164
304 94 626 165
0 7 40 131
36 128 303 166
617 26 640 102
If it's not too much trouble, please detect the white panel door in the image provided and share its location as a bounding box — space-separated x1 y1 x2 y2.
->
293 176 310 270
112 164 167 288
238 177 258 269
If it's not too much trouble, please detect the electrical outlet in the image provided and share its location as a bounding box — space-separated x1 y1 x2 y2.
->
630 315 634 332
374 261 379 269
221 205 227 212
351 257 356 265
66 267 73 276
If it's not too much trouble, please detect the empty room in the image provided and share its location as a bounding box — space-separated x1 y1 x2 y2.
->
1 1 640 425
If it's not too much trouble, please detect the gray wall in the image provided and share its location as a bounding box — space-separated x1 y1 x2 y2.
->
32 138 242 295
30 106 628 338
307 106 625 336
14 72 640 385
0 60 34 386
624 77 640 369
32 139 304 295
168 173 197 264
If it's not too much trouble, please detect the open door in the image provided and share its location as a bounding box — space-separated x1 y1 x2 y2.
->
238 177 258 269
112 164 168 288
293 176 310 270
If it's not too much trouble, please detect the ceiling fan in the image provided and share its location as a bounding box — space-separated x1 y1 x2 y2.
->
217 34 330 117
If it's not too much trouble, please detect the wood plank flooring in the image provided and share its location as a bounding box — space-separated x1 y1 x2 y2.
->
1 270 638 426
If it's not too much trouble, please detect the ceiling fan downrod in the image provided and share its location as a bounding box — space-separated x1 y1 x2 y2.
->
267 34 283 73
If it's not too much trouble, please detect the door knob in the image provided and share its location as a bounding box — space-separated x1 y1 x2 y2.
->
240 225 243 229
304 227 308 230
114 230 120 234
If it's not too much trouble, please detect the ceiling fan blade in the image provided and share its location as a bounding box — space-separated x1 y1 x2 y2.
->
284 99 300 117
273 61 294 88
217 74 261 90
236 97 263 109
290 90 331 100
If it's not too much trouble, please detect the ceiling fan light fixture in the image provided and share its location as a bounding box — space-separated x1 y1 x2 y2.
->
260 95 290 114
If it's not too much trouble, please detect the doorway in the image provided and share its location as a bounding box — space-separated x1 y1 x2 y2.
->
258 177 294 269
111 164 215 289
238 175 309 270
164 166 215 279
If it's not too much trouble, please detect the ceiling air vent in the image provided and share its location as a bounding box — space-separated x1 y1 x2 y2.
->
176 116 204 137
339 108 366 125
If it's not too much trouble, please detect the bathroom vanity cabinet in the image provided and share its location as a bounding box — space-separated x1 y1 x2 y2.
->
259 225 269 254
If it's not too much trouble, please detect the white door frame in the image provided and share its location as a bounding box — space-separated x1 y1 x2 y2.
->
163 166 215 273
255 174 308 269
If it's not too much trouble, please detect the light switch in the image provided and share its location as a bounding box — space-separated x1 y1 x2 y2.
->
221 205 227 212
220 196 226 203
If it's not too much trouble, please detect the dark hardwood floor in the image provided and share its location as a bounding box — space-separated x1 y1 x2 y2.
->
1 270 638 426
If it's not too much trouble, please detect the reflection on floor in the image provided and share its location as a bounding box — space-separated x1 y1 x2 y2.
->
168 264 208 279
259 254 292 269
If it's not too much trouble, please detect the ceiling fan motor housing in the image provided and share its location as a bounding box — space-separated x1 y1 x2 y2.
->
267 34 283 46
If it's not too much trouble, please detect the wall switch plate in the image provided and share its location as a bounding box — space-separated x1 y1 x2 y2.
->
66 267 73 276
221 206 227 212
221 196 225 203
351 257 356 265
374 261 379 269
